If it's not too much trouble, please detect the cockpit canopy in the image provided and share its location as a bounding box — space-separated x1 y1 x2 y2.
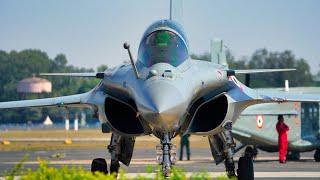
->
138 20 189 67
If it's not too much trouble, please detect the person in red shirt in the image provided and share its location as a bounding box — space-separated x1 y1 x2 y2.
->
276 115 289 163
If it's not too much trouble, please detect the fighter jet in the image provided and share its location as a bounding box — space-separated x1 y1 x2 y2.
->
1 4 320 179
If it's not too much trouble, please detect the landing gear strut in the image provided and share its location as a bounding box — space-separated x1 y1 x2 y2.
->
91 133 135 176
314 148 320 162
108 133 121 174
223 121 236 177
91 134 121 175
156 133 177 177
209 121 255 178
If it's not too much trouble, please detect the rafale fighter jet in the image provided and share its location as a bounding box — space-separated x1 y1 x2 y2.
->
1 4 320 179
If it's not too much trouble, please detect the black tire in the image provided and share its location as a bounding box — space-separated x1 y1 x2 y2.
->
237 156 254 180
287 151 300 161
252 146 258 159
91 158 108 174
110 160 120 174
314 149 320 162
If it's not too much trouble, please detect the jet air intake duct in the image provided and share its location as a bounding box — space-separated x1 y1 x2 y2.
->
104 97 145 136
187 94 229 134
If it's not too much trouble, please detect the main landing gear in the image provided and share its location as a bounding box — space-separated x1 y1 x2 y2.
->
91 133 121 175
223 121 236 177
91 133 135 176
91 158 108 174
223 121 254 179
108 133 121 174
209 121 254 179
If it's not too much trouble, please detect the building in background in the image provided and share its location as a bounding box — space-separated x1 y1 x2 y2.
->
17 76 52 95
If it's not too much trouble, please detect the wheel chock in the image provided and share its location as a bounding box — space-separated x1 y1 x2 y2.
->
2 140 11 145
64 139 73 145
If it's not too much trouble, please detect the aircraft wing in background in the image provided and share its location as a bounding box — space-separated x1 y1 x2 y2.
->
0 91 94 109
226 77 320 117
256 89 320 103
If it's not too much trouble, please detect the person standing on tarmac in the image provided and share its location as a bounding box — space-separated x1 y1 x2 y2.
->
179 134 190 161
237 146 254 180
276 115 290 163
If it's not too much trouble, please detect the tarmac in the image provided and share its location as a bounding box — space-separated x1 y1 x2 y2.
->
0 148 319 179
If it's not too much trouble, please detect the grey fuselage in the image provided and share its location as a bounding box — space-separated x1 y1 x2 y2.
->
87 20 266 138
95 59 234 137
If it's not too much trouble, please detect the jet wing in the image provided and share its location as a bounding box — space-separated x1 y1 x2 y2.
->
0 91 93 109
241 103 299 116
226 77 320 115
256 89 320 103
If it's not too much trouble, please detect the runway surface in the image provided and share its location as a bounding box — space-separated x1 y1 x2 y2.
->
0 148 319 179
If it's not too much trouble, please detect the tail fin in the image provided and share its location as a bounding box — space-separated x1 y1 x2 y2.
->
170 0 183 24
210 39 228 68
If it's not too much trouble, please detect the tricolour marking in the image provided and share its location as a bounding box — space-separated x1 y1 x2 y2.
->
256 115 264 128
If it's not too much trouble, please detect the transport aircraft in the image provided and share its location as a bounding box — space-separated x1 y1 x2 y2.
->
233 87 320 162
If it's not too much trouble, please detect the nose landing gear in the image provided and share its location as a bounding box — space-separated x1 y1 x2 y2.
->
156 133 177 177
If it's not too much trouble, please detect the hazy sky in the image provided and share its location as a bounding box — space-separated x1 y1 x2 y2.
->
1 0 319 73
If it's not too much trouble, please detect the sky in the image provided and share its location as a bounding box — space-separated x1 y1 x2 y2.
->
0 0 319 73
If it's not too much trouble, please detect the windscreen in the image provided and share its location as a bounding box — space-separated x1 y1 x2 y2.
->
138 30 188 67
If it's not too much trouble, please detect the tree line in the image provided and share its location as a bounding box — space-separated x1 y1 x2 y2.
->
191 48 317 87
0 49 107 123
0 48 318 123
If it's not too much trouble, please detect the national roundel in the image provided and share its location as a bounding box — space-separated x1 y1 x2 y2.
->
256 115 264 128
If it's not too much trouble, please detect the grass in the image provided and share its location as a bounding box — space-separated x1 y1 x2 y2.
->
4 158 236 180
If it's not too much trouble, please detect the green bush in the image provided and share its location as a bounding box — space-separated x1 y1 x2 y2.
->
5 159 235 180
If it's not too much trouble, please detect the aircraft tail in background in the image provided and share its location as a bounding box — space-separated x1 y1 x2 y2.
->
210 39 228 68
170 0 183 24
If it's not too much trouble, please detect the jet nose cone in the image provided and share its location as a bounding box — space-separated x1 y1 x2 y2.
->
149 88 181 114
139 80 185 129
